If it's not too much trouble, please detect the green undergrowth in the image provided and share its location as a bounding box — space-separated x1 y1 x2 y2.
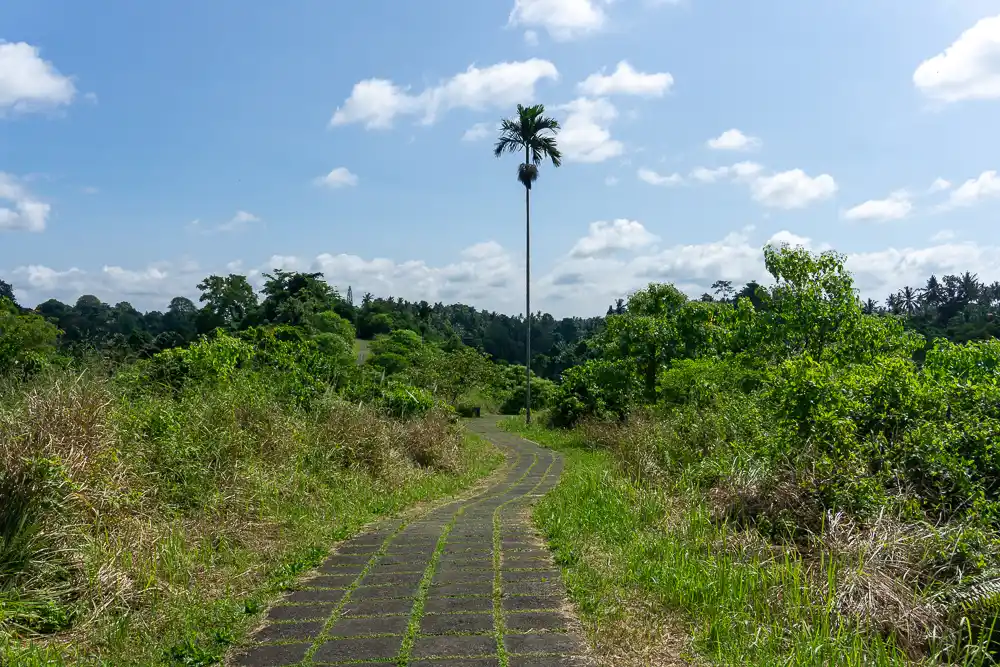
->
500 417 997 667
0 366 501 667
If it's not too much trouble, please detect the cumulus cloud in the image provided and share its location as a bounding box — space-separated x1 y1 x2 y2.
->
462 122 496 142
16 225 1000 318
189 210 262 235
508 0 609 41
843 190 913 222
914 14 1000 102
330 59 558 129
570 219 659 258
0 41 76 114
637 168 683 186
928 177 952 193
945 170 1000 208
707 128 762 151
315 167 358 188
578 61 674 97
0 172 50 232
690 165 733 183
689 161 836 209
557 97 624 163
749 169 837 209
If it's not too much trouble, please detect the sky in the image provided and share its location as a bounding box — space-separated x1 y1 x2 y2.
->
4 0 1000 317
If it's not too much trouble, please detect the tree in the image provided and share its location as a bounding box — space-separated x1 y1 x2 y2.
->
711 279 735 302
258 270 337 326
0 278 18 308
0 297 61 376
899 286 918 314
494 103 562 423
197 274 258 330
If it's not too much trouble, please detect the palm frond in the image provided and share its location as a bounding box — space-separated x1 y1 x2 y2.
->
495 103 562 184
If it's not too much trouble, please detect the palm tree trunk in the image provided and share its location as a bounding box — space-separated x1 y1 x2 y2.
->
524 146 532 425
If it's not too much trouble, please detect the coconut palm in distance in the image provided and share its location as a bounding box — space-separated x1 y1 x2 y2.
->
494 103 562 425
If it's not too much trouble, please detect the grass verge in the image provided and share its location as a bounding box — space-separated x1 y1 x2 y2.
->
499 417 996 667
0 368 502 667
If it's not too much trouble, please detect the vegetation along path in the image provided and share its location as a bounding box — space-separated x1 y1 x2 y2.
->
229 419 592 667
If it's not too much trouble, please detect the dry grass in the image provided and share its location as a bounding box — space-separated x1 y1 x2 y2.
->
0 368 490 664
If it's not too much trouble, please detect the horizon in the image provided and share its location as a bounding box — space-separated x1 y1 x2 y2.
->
4 1 1000 319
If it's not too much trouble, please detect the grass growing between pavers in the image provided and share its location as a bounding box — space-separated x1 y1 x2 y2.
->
2 412 502 667
397 522 455 665
500 417 999 667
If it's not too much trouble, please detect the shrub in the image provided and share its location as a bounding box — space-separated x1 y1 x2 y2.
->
550 359 639 427
499 376 555 415
380 382 436 420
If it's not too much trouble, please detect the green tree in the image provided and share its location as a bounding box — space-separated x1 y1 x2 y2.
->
258 270 337 326
494 103 562 423
0 297 61 376
0 278 18 307
197 274 258 330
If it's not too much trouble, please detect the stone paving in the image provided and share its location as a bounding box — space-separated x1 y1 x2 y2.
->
229 420 593 667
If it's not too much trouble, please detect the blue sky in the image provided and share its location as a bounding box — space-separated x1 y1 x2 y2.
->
4 0 1000 317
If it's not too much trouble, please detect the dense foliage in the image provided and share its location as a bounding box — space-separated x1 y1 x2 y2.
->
538 244 1000 664
1 271 601 380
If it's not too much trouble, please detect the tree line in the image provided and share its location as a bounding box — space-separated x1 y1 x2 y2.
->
0 272 603 379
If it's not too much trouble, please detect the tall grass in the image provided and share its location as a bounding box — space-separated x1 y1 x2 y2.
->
0 367 501 665
503 416 998 666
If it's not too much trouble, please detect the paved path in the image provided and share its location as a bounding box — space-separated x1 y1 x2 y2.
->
230 420 591 667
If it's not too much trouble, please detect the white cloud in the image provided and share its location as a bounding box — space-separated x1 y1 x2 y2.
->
767 230 815 248
707 128 762 151
189 210 262 235
215 210 261 233
8 259 203 307
315 167 358 188
847 242 1000 296
931 229 955 242
748 168 837 209
913 14 1000 102
508 0 608 41
462 122 495 142
0 172 50 232
843 190 913 222
690 165 733 183
570 219 659 258
18 224 1000 318
557 97 624 163
928 177 952 193
688 161 835 209
945 170 1000 208
0 41 76 114
604 175 619 186
578 61 674 97
331 59 559 129
637 168 683 186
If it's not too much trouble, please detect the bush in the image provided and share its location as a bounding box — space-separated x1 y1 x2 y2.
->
499 376 555 415
380 382 436 420
550 359 639 427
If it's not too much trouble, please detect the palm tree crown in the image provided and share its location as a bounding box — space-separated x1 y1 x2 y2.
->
494 103 562 189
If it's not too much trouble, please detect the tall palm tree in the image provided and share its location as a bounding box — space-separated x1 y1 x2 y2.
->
899 285 918 314
494 103 562 424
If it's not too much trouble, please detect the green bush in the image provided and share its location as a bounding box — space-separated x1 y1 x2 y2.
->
550 359 639 427
380 382 436 419
499 375 555 415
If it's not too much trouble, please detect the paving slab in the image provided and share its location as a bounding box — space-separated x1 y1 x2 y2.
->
226 419 592 666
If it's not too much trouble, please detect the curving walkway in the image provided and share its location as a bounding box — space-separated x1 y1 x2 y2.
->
229 420 592 667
